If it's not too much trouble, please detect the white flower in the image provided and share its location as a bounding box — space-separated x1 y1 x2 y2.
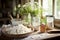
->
18 4 21 7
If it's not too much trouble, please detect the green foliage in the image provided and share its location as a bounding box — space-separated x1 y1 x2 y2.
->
40 17 47 24
30 8 39 16
14 2 44 16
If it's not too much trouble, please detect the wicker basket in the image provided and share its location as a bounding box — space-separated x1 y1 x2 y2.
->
1 26 34 38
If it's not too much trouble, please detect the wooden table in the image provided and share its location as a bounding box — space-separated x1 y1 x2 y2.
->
0 28 60 40
0 33 60 40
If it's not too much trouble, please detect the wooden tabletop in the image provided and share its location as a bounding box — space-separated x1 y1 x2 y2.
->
0 33 60 40
0 28 60 40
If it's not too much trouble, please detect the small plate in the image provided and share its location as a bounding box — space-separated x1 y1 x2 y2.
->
47 29 60 34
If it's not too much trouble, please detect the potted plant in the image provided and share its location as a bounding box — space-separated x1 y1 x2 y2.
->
11 2 44 25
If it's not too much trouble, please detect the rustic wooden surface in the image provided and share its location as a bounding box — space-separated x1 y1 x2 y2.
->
0 33 60 40
0 28 60 40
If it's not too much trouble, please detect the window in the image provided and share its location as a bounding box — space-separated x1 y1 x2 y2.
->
54 0 60 19
30 0 53 17
42 0 53 16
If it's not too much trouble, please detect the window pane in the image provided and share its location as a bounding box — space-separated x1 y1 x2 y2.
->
54 0 60 19
43 0 53 16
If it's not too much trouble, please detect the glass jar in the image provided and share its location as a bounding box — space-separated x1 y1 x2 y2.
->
46 15 54 29
31 15 40 31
